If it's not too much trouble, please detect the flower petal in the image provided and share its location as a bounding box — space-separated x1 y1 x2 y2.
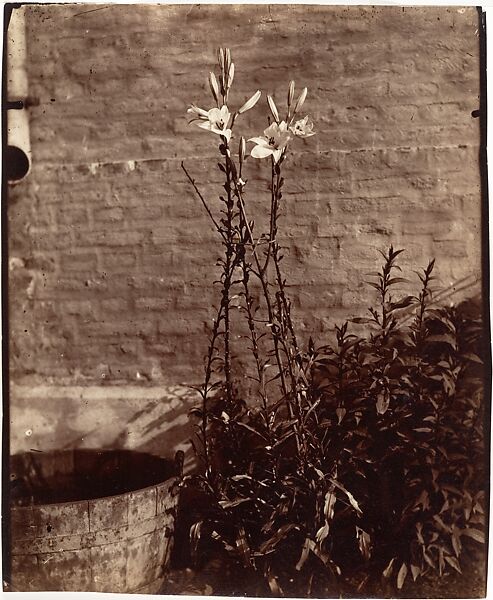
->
248 137 269 146
197 121 213 131
273 149 284 163
251 145 274 159
188 104 209 118
263 122 279 138
219 105 230 122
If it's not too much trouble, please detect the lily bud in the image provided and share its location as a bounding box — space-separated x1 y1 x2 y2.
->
225 48 232 71
218 47 225 71
238 90 261 114
238 136 246 167
209 72 219 104
287 80 295 108
267 95 280 123
293 87 308 115
227 62 235 90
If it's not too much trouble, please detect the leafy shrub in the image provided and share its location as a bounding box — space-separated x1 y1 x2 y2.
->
180 48 486 596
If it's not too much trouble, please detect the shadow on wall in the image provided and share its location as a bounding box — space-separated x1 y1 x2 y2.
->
10 384 200 473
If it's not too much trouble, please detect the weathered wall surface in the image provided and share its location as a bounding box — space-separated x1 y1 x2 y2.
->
9 5 482 451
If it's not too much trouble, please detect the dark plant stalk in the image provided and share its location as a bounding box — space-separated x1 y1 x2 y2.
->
412 259 435 352
260 157 277 277
222 156 236 406
270 163 303 434
268 160 308 461
181 162 227 243
271 162 299 356
226 155 290 403
199 300 226 481
182 156 240 476
236 201 270 419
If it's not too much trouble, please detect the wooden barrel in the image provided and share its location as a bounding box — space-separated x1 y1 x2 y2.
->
9 448 181 593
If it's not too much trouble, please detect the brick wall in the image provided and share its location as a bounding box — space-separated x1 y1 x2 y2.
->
10 4 482 390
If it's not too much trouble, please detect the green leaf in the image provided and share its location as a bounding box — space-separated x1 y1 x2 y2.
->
410 564 421 582
423 549 436 570
451 531 462 558
397 562 408 590
259 524 299 554
236 525 251 566
462 528 485 543
218 497 251 509
329 479 362 515
445 556 462 573
211 530 235 552
188 407 203 418
324 490 337 520
376 391 390 415
427 334 457 349
356 527 371 560
235 421 268 440
382 557 395 578
433 515 452 533
267 569 282 595
295 538 311 571
463 352 483 364
190 521 203 560
389 295 415 311
307 539 331 566
315 522 330 544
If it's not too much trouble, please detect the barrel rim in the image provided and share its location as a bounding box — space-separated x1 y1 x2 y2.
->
10 448 180 510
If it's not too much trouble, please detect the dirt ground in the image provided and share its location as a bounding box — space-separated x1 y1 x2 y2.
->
160 545 486 598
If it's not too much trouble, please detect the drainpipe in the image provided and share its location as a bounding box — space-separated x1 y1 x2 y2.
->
7 6 31 185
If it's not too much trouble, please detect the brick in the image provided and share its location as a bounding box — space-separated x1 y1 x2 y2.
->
31 229 75 251
93 207 125 223
135 297 174 311
9 4 482 387
81 319 157 339
56 207 88 226
128 206 163 221
60 300 96 316
60 252 98 272
78 231 144 247
101 298 130 312
101 251 137 270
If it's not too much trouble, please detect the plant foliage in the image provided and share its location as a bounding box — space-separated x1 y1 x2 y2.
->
181 48 486 597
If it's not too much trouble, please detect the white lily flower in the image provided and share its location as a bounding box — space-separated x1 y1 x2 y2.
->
189 104 232 142
249 121 291 164
289 116 316 138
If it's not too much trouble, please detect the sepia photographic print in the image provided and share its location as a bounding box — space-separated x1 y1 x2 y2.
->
4 3 489 597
